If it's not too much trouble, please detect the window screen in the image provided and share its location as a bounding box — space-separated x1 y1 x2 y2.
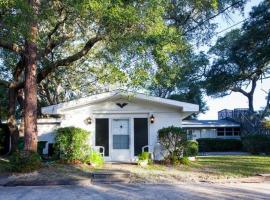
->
226 128 233 136
233 128 240 136
113 135 129 149
217 128 225 136
95 118 109 156
134 118 148 156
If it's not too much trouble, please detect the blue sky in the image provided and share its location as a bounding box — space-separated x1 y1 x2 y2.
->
198 0 270 120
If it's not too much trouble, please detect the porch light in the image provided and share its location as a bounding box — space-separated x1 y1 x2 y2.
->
85 117 92 125
150 114 155 124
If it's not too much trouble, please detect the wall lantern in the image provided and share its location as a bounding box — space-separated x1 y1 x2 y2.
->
150 114 155 124
85 117 92 125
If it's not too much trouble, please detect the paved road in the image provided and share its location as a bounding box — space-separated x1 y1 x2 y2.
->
1 182 270 200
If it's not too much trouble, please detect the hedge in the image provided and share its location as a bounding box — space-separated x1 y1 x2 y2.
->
242 135 270 155
197 138 242 152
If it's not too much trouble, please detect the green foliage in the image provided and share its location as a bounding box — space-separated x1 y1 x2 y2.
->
54 127 90 162
138 152 151 161
0 126 6 151
18 137 24 151
84 150 104 167
184 141 199 157
179 157 190 166
263 120 270 129
204 1 270 111
137 152 153 166
197 138 242 152
9 151 41 173
242 135 270 155
158 126 187 164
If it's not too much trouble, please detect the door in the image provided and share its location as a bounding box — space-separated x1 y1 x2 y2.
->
95 118 109 156
111 119 130 161
134 118 148 156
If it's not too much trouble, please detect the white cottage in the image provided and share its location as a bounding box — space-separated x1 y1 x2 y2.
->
39 90 199 162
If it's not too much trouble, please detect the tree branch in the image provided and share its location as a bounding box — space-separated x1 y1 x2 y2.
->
231 87 249 97
37 36 102 83
0 40 23 54
0 80 10 87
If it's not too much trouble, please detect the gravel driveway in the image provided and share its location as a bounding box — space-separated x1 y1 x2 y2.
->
1 182 270 200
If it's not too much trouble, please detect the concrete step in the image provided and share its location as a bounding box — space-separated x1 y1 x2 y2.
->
91 171 131 184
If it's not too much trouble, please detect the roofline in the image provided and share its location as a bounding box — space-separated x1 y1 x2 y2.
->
42 90 199 114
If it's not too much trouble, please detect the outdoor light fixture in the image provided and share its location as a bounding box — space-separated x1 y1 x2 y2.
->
150 114 155 124
85 117 92 125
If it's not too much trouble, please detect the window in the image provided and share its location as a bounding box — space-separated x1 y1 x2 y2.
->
233 128 240 136
113 135 129 149
217 128 225 136
187 129 193 140
226 128 233 136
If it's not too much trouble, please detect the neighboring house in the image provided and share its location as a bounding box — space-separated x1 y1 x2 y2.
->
39 90 199 162
182 119 241 140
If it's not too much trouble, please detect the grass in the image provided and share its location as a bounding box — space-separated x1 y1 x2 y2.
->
193 155 270 177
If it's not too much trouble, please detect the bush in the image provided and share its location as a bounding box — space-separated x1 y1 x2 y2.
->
197 138 242 152
18 137 24 151
158 126 187 164
138 152 151 161
54 127 91 162
184 141 198 157
242 135 270 154
84 150 104 167
9 151 41 173
137 152 152 166
179 157 190 165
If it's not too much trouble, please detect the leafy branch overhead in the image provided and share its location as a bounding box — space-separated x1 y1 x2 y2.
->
204 0 270 113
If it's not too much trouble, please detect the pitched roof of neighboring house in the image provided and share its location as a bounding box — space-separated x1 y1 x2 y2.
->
41 90 199 115
182 119 240 128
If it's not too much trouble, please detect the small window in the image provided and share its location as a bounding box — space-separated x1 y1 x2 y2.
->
217 128 225 136
187 130 193 140
233 128 240 136
113 135 129 149
226 128 233 136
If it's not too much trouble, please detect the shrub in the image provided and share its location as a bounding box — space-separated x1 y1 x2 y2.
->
197 138 242 152
137 152 152 166
18 137 24 151
158 126 187 164
184 141 198 157
242 135 270 154
0 126 6 151
138 152 151 161
84 150 104 167
179 157 190 165
54 127 91 162
9 151 41 173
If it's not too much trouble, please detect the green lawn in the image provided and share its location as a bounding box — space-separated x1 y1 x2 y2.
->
193 155 270 177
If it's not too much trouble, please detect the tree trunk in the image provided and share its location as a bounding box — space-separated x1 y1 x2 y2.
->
24 0 40 152
247 94 254 113
7 84 19 153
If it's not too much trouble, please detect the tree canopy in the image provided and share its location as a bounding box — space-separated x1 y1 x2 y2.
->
204 0 270 113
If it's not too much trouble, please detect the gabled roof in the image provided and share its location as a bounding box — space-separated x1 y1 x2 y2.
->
42 90 199 114
182 119 240 128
